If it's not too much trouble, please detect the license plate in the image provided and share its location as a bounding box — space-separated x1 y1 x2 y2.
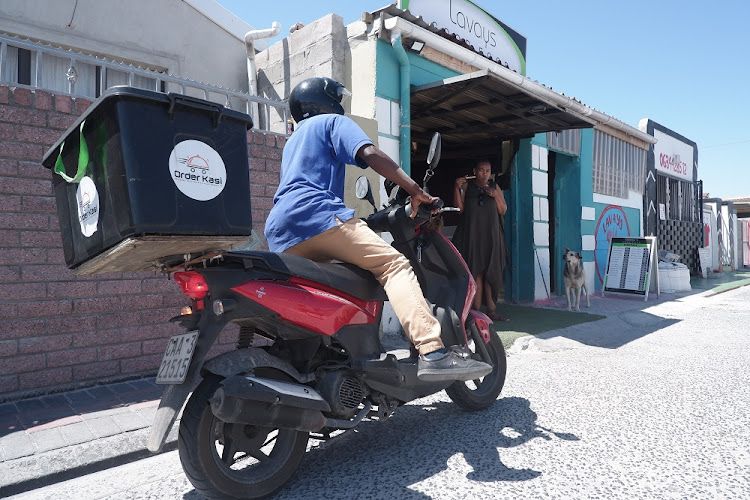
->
155 331 199 384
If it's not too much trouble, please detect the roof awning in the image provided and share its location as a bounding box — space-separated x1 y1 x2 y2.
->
410 69 596 157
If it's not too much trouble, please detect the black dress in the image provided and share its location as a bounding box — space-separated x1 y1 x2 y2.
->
452 181 508 302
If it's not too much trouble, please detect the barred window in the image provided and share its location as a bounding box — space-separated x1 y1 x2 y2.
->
592 130 647 198
1 42 160 98
657 175 699 222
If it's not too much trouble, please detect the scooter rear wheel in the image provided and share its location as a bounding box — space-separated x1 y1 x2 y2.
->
446 328 507 411
178 373 309 499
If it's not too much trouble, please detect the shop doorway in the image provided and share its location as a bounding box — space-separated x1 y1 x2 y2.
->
548 151 581 296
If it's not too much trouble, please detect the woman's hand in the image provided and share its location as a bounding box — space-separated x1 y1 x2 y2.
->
485 185 501 199
455 176 468 190
486 185 507 215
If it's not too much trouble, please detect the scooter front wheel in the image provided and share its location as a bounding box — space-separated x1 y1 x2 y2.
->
178 373 309 499
445 327 506 411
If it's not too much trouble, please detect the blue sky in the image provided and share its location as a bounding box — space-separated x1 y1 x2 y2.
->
217 0 750 199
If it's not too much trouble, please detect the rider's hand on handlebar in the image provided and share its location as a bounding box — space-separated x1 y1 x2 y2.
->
409 189 440 218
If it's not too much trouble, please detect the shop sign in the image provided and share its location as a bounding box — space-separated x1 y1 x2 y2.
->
594 205 632 284
399 0 526 75
169 140 227 201
654 129 695 182
76 176 99 237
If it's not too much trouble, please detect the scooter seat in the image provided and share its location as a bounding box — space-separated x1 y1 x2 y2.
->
223 251 387 302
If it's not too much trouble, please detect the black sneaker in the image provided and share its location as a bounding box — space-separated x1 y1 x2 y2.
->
417 346 493 382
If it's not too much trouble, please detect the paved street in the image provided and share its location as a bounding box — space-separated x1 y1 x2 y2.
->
6 285 750 499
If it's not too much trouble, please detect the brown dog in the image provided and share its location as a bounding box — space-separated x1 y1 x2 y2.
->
563 247 590 312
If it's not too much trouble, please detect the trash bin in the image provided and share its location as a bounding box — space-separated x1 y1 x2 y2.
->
41 87 254 274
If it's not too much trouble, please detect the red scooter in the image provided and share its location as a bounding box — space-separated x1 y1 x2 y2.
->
147 133 506 499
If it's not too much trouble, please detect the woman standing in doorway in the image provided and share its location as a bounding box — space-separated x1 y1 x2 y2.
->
453 159 510 322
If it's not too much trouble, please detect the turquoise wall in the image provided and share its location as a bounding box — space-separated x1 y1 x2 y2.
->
552 153 581 295
592 203 641 289
579 128 595 266
375 40 460 100
509 139 535 302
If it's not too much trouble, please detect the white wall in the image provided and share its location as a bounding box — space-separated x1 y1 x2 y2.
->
531 145 551 300
704 202 721 271
0 0 250 91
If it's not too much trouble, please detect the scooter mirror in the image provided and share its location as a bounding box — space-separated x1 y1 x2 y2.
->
423 132 442 189
426 132 442 168
355 175 377 210
355 176 370 200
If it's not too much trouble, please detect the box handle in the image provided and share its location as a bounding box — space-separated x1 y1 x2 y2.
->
167 94 224 129
53 121 89 183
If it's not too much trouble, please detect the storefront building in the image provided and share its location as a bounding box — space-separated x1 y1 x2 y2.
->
703 198 739 272
256 0 655 302
639 119 703 274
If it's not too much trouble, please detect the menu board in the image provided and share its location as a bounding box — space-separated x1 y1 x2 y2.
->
603 237 658 300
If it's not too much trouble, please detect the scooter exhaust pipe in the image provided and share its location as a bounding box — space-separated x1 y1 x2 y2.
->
209 375 369 432
210 375 330 432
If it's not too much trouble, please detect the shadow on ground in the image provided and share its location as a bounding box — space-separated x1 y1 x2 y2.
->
184 397 579 499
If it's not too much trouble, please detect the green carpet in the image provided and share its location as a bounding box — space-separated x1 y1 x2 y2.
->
490 303 606 349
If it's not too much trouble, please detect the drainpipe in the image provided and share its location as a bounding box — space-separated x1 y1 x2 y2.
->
245 22 281 128
391 33 411 175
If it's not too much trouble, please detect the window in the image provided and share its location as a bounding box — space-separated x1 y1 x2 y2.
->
657 175 699 222
592 130 648 198
1 42 160 98
2 46 36 85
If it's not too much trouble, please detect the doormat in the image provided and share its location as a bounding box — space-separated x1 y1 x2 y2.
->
492 303 605 349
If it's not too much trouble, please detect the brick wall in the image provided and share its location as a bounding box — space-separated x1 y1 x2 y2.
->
0 85 281 401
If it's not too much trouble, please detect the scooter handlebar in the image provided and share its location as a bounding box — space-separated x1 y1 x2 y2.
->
404 198 444 219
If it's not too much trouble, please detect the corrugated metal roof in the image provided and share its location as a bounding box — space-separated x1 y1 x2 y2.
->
410 69 594 156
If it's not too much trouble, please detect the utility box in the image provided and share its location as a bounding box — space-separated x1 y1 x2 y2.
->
42 87 254 274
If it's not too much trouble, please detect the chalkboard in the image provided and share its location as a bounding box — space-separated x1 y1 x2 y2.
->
603 237 658 301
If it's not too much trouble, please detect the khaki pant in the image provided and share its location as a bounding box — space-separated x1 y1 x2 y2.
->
284 217 443 355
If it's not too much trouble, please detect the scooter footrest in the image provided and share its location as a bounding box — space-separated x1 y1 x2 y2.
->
362 354 410 385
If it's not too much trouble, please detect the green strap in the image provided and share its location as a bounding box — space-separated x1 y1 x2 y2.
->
53 121 89 183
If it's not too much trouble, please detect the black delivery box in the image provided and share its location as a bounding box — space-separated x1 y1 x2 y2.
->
41 87 254 274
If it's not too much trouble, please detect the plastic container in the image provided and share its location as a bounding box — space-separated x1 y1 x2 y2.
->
41 87 253 274
658 262 692 293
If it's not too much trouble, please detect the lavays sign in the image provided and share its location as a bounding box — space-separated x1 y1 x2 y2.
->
400 0 526 74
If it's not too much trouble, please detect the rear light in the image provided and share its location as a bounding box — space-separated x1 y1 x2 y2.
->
173 271 209 300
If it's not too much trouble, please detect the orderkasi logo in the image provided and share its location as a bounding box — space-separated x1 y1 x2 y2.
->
169 140 227 201
76 176 99 237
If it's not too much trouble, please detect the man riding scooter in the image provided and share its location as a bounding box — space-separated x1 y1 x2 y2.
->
264 77 492 382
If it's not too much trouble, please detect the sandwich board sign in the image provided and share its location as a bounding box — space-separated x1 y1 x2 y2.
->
603 237 659 301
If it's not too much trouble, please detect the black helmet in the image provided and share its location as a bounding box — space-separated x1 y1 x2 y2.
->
289 77 350 123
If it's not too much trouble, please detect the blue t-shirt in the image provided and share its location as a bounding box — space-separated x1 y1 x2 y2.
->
264 114 373 252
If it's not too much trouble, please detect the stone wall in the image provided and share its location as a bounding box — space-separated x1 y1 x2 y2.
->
0 85 281 401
